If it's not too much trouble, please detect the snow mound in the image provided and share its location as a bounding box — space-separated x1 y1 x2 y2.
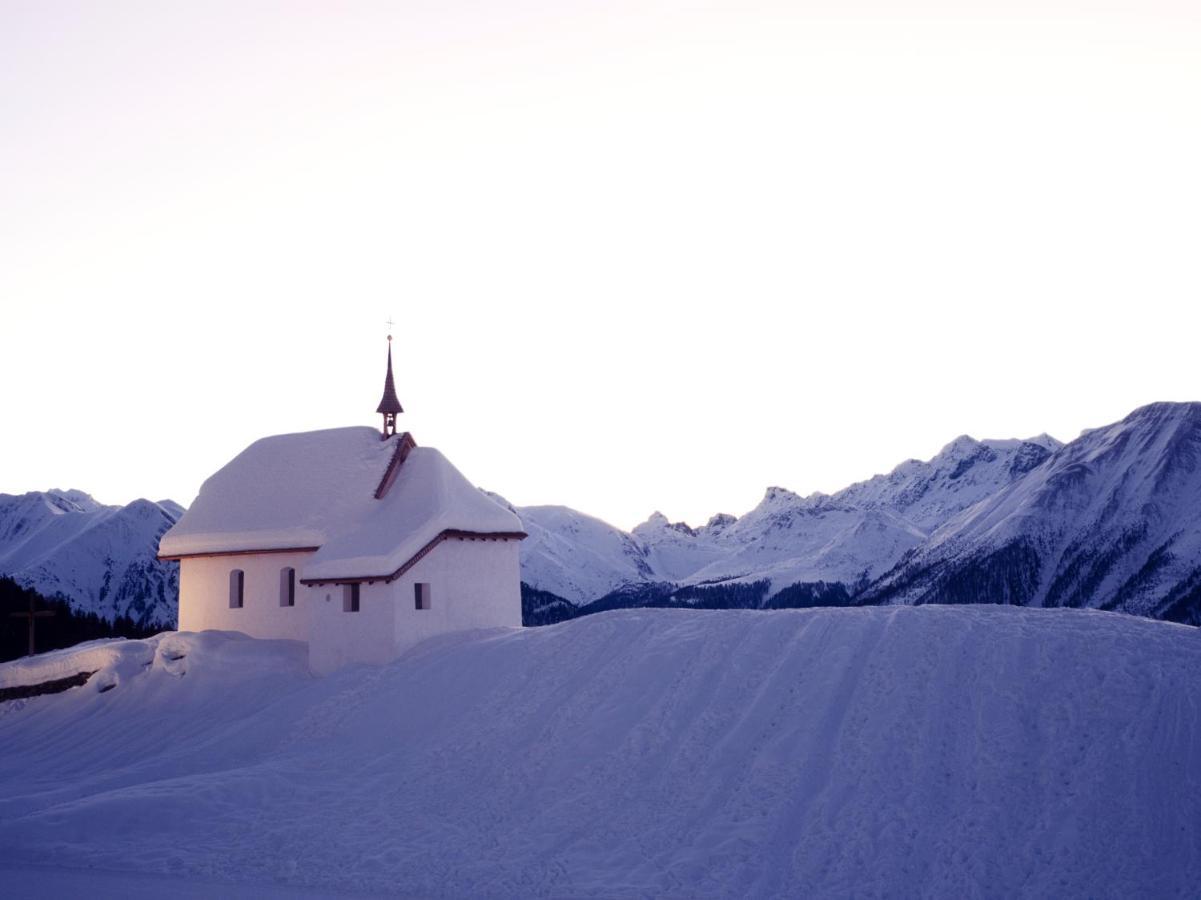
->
0 631 307 701
1 608 1198 897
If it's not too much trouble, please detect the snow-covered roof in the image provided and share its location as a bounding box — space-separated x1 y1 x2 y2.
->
158 427 523 581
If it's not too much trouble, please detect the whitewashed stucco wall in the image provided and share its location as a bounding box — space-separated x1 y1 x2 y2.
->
307 537 521 674
179 538 522 675
178 551 313 642
390 536 522 649
307 581 397 675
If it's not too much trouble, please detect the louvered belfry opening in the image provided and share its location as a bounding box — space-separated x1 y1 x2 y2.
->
376 335 404 440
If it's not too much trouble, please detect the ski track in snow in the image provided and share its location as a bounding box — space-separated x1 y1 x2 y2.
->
0 607 1198 898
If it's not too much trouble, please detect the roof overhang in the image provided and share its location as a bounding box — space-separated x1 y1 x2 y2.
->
156 546 320 562
299 529 527 586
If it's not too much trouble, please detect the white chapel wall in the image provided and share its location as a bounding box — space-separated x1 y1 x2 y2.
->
305 536 522 674
390 537 522 652
178 537 523 674
308 580 397 675
178 551 314 642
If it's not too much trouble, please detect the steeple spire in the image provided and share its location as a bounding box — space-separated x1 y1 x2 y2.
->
376 334 404 439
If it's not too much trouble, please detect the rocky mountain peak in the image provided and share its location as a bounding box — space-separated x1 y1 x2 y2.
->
703 513 737 534
633 511 697 538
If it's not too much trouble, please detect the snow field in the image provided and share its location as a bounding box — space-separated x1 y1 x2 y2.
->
0 606 1198 898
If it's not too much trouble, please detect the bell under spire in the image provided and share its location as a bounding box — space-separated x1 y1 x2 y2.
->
377 335 403 439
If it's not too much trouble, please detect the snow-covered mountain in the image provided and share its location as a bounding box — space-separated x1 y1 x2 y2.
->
515 402 1201 626
2 606 1198 896
513 431 1062 612
490 499 655 604
830 432 1063 531
0 490 181 627
865 402 1201 624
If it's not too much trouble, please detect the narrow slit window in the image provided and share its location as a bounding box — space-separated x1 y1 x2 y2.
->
229 569 244 609
343 583 360 613
280 567 296 607
415 582 431 610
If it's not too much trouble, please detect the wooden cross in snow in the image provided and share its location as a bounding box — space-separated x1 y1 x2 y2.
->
9 593 54 657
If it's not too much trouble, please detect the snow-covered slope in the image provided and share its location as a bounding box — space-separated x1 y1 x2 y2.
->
1 606 1198 897
515 433 1060 607
0 490 181 627
867 402 1201 623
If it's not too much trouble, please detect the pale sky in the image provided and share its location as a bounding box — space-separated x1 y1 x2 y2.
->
2 1 1199 531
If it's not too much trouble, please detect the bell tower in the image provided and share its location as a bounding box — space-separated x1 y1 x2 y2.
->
376 334 404 439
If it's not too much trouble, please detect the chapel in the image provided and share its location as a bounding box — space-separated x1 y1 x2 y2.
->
157 337 526 674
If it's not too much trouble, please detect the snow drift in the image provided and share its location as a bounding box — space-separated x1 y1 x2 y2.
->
1 606 1198 897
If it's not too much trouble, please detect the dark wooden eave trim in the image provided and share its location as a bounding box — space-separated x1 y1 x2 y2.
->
374 431 417 499
157 546 320 562
299 529 528 587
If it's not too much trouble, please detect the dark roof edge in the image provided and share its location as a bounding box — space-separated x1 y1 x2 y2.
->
157 545 320 562
374 432 417 499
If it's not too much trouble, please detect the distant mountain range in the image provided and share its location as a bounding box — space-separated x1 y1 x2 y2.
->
507 402 1201 627
861 402 1201 621
0 490 181 627
5 402 1201 629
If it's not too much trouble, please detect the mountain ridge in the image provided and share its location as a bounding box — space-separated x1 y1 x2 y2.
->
517 402 1201 626
862 401 1201 623
0 490 181 627
514 425 1069 613
6 402 1201 629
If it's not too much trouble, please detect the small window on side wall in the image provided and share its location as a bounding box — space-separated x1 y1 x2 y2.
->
415 582 431 610
280 567 296 607
343 583 360 613
229 569 244 609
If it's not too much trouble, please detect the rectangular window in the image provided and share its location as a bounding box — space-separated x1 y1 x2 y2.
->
229 569 244 609
343 583 360 613
280 567 296 607
414 582 431 610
